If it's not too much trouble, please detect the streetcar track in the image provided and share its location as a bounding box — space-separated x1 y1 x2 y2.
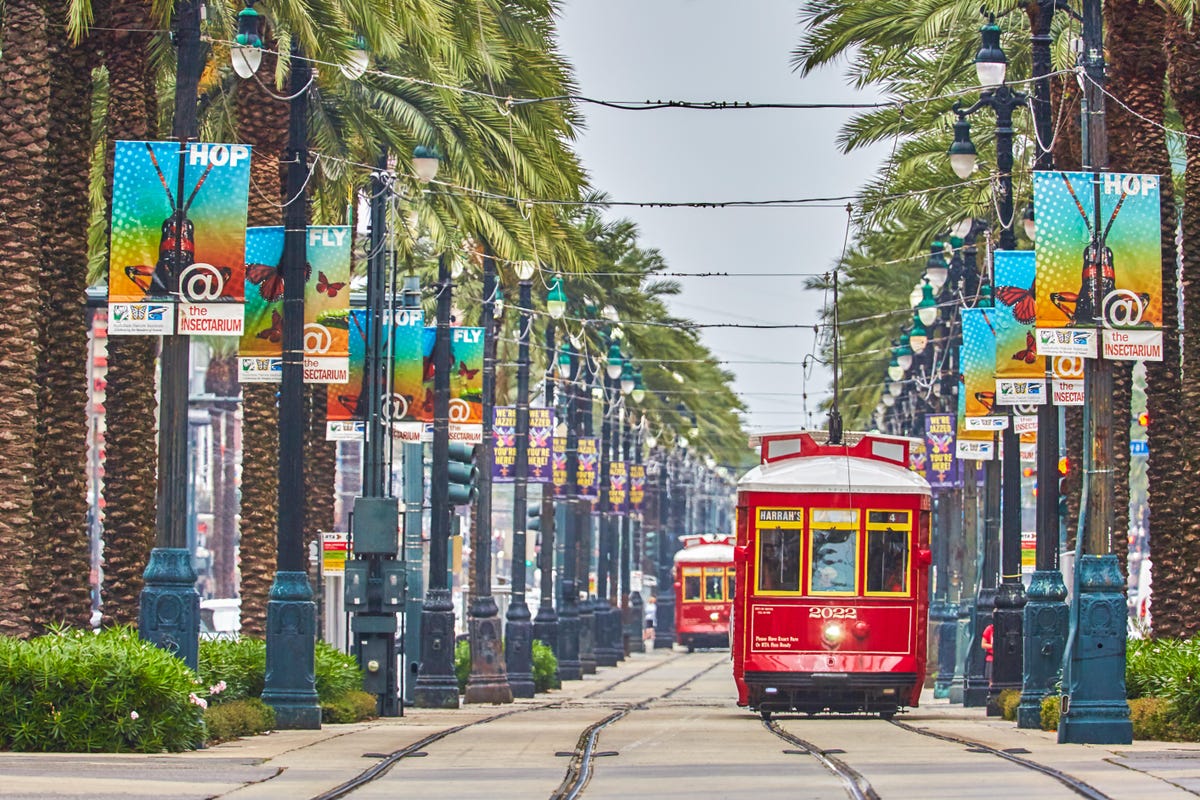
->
549 656 727 800
308 651 694 800
762 719 880 800
888 719 1113 800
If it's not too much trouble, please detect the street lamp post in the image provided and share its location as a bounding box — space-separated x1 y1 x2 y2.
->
1058 0 1133 745
577 357 598 674
259 40 321 728
504 265 536 697
139 0 203 671
413 252 461 709
950 21 1029 711
555 341 583 680
653 444 675 650
532 322 560 654
594 356 619 668
465 247 512 704
1017 0 1072 731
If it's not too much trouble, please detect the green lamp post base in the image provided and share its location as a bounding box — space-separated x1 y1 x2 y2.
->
261 571 321 730
138 547 200 670
1018 569 1068 728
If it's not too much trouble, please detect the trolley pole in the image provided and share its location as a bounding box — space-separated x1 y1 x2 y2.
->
1058 0 1132 744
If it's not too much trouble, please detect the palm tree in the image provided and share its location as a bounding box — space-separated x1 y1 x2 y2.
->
0 0 53 638
93 0 165 627
30 5 96 631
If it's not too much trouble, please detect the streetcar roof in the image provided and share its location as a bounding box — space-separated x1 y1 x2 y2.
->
737 453 929 495
674 543 735 564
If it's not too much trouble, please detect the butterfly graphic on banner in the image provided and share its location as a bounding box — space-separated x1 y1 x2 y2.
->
457 361 480 380
529 428 552 448
1012 331 1037 364
257 310 283 343
316 271 346 297
995 283 1036 325
494 427 516 448
974 391 996 413
246 261 312 303
578 452 597 470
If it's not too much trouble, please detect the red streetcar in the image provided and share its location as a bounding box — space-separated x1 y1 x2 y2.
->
731 431 932 718
674 534 735 652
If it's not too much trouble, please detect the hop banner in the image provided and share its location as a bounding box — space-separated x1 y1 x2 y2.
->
325 308 425 441
1033 170 1163 361
924 414 960 488
491 407 555 483
993 250 1046 405
109 141 251 335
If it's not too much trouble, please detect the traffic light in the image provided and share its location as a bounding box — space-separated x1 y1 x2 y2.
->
447 443 479 506
1057 456 1070 519
527 506 541 533
1137 411 1149 427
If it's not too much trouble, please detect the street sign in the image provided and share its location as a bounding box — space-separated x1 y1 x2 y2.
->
1130 439 1149 457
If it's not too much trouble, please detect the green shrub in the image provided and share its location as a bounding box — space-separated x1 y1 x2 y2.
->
198 638 364 705
204 698 275 743
315 641 364 702
0 627 205 752
321 690 379 724
455 639 470 694
1041 694 1060 731
198 638 265 704
997 689 1021 722
532 641 560 693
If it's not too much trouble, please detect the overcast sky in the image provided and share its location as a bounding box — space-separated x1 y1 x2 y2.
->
555 0 889 438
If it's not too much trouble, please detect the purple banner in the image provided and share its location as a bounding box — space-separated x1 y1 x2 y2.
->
609 461 628 515
552 436 568 497
491 406 556 483
577 437 599 500
629 464 645 514
925 414 961 489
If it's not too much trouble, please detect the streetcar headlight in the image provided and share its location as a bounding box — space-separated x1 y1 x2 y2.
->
821 622 846 646
710 612 720 622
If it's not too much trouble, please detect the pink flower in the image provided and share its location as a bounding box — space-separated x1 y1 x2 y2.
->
208 680 227 695
129 711 139 720
188 693 208 710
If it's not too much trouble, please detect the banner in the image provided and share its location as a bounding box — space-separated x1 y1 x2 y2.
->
961 307 1006 428
326 308 425 439
908 438 927 474
528 408 554 483
924 414 960 488
956 343 995 459
553 435 569 497
238 226 352 384
1033 170 1163 360
576 437 599 500
303 226 351 383
492 406 555 483
109 141 251 335
609 461 628 515
420 327 485 437
993 250 1046 405
629 463 646 514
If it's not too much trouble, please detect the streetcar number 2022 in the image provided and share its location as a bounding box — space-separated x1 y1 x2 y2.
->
809 607 856 620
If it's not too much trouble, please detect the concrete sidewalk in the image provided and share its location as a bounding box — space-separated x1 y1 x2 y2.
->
0 648 680 800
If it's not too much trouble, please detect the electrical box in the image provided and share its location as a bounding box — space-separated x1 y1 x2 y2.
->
352 497 399 555
381 561 406 610
357 634 390 694
344 560 369 609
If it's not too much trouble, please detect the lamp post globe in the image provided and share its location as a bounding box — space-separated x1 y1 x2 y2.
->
917 281 939 327
340 35 370 80
515 260 537 281
232 0 263 78
949 115 977 179
925 241 950 291
1023 206 1037 242
412 145 441 183
974 15 1008 88
557 343 572 379
606 343 623 380
620 360 636 396
896 334 914 372
909 316 929 355
631 368 646 403
887 356 903 383
547 276 567 319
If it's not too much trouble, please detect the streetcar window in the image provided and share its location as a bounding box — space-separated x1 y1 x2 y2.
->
726 568 736 599
757 527 801 593
683 572 702 601
866 511 910 595
705 570 724 601
809 509 859 595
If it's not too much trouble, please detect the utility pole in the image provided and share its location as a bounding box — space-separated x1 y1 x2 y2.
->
400 277 425 706
505 273 536 697
532 324 560 653
1058 0 1133 745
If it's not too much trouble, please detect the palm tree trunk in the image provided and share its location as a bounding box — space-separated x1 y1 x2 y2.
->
0 0 51 638
235 41 289 638
1159 14 1200 638
30 16 94 631
97 0 161 627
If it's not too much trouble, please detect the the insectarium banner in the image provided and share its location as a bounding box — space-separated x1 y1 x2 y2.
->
992 250 1045 405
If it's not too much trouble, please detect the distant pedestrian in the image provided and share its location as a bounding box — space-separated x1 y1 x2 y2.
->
981 623 994 680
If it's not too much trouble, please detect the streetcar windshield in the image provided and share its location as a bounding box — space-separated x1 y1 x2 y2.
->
809 509 858 595
705 569 725 601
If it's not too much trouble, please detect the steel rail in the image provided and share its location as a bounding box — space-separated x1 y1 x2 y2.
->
763 719 881 800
